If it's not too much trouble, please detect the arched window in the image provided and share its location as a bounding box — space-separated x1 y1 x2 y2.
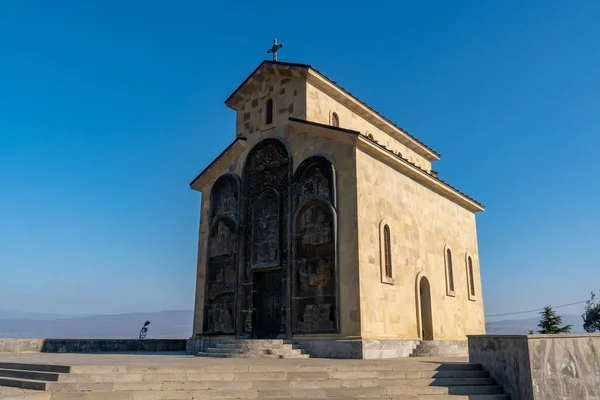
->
379 220 393 284
467 256 476 298
383 225 392 279
265 98 274 125
331 112 339 127
445 247 455 296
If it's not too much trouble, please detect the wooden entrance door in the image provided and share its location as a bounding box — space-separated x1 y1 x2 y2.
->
254 269 283 339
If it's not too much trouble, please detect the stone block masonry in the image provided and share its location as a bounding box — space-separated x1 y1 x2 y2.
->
468 333 600 400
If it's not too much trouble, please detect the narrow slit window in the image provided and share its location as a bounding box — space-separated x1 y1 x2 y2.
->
331 112 339 127
265 99 273 125
446 248 455 293
383 225 392 279
468 256 475 296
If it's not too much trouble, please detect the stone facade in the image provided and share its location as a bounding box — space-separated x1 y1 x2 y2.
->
190 61 485 355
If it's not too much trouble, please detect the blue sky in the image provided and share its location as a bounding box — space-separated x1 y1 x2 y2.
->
1 0 598 321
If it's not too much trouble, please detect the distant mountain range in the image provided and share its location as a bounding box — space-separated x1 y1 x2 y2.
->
0 310 193 339
485 314 584 334
0 309 585 339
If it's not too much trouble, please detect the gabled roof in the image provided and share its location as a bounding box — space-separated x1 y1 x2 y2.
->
225 60 440 162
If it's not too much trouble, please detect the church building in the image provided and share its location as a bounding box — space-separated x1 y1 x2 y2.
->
188 58 486 358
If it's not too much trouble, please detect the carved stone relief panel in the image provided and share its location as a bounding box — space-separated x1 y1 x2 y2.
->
203 174 240 336
292 203 337 333
239 138 290 338
294 156 334 208
203 218 237 335
211 175 239 225
291 156 337 334
251 189 280 269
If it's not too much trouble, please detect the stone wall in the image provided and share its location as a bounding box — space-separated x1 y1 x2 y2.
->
192 125 361 338
355 147 485 340
0 339 187 353
306 82 433 172
468 334 600 400
234 74 307 137
468 335 534 400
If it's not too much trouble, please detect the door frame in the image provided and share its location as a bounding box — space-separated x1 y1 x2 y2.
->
415 272 434 340
252 268 284 339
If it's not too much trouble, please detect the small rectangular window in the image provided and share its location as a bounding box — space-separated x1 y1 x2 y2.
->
265 99 273 125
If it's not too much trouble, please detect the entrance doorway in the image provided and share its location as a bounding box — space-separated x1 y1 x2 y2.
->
419 276 434 340
253 269 283 339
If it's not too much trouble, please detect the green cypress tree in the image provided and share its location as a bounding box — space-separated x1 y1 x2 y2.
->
537 306 572 334
582 291 600 333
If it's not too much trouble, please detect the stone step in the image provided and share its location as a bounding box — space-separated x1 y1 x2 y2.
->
209 339 289 345
44 395 508 400
20 386 505 399
9 376 498 392
212 342 296 348
14 368 489 383
197 352 310 359
0 363 71 374
0 387 51 400
205 347 304 354
0 369 60 382
1 361 484 375
0 376 47 391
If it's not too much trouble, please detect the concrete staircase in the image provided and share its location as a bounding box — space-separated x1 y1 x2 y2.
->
0 359 509 399
197 339 310 359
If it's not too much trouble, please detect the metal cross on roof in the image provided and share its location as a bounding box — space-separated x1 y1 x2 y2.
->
267 38 284 61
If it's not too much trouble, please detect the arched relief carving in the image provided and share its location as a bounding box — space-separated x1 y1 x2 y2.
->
239 138 291 338
251 188 280 269
294 156 336 209
210 174 240 225
203 173 240 335
292 156 338 334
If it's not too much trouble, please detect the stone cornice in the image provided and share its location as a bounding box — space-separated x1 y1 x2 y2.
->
288 117 359 144
189 138 247 192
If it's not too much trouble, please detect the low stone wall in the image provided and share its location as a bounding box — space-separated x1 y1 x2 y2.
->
0 339 187 353
0 339 44 353
468 334 600 400
468 335 533 400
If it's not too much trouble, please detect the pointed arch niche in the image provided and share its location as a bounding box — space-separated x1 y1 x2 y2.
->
203 174 240 335
239 138 291 338
291 156 338 334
